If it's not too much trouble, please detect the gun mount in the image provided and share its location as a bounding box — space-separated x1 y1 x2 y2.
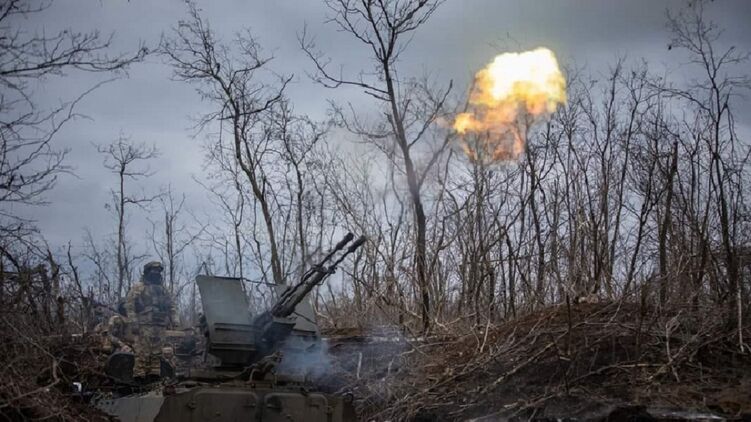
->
199 233 366 370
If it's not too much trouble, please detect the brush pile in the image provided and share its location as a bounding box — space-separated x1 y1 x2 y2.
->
0 316 111 421
326 302 751 421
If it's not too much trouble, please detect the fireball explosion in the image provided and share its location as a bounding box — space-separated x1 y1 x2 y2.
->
454 47 566 162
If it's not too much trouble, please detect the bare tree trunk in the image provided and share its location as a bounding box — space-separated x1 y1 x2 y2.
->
117 163 126 300
659 141 678 305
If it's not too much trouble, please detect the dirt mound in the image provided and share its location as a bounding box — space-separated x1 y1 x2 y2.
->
325 302 751 421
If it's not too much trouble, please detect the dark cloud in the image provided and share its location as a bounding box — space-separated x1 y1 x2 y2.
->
9 0 751 254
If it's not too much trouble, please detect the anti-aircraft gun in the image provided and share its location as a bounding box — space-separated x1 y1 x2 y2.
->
199 232 366 372
96 233 365 422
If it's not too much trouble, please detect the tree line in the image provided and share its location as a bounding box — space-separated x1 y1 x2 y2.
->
0 0 748 349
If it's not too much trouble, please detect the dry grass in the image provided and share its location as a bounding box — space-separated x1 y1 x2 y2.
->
325 301 751 421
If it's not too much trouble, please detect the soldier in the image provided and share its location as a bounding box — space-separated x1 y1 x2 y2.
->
97 314 132 353
125 261 177 380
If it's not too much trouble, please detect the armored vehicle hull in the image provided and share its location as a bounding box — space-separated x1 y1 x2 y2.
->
97 382 356 422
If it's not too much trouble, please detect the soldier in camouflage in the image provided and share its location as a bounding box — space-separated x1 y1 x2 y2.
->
95 314 132 353
125 261 177 379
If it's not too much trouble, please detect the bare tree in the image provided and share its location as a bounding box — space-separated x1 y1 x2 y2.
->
98 136 160 300
194 171 247 279
0 0 145 233
163 3 290 285
148 186 206 296
302 0 453 332
0 0 146 358
665 0 750 337
274 101 327 269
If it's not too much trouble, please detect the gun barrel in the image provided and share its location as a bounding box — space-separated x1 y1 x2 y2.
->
271 267 328 318
271 233 366 318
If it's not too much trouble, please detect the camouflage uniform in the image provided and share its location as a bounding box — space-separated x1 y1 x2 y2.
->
125 261 177 378
97 314 132 353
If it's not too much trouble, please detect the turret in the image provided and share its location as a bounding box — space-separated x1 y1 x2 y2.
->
197 233 366 370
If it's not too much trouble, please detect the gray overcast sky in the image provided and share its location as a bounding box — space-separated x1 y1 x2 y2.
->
9 0 751 256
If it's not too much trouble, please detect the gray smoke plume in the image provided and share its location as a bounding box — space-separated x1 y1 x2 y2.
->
276 335 333 381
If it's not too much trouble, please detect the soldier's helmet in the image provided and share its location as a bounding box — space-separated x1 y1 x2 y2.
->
142 261 164 284
143 261 163 273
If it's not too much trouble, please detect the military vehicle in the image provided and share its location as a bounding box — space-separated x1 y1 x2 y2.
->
94 233 365 422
